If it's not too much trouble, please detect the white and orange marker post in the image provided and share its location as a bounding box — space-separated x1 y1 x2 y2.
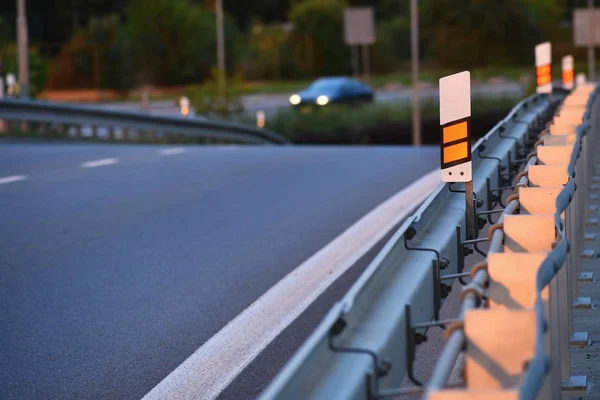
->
535 42 552 94
562 55 575 90
439 71 475 239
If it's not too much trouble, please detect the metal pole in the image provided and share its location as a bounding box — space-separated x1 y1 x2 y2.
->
215 0 226 100
362 45 370 82
465 181 475 240
17 0 29 98
410 0 421 146
589 0 596 81
351 46 359 78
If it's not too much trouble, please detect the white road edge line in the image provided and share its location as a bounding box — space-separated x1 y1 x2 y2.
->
142 169 441 400
159 148 186 156
80 158 119 168
0 175 28 185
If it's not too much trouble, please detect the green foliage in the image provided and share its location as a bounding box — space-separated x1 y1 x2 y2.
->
127 0 240 85
185 67 245 118
372 16 410 72
241 23 293 80
47 14 133 90
288 0 349 77
421 0 564 68
1 45 48 97
248 97 518 143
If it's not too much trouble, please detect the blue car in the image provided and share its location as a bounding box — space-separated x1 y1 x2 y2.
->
289 77 374 107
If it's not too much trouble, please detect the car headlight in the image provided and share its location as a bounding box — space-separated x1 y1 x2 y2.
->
316 95 329 106
289 94 301 105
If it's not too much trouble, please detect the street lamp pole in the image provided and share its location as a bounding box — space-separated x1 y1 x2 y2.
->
589 0 596 81
410 0 421 146
17 0 30 98
216 0 226 100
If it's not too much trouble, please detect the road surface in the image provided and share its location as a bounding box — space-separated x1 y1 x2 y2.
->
0 142 438 400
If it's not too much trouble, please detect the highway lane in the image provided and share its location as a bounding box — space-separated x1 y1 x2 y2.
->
0 142 438 400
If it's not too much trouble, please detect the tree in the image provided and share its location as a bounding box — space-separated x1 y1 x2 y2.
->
421 0 564 68
288 0 350 77
127 0 240 86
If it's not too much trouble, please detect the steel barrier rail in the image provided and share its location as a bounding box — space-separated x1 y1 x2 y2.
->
259 92 560 400
0 98 290 144
425 85 598 400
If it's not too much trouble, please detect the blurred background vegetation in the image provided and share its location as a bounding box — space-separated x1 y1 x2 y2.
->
0 0 580 97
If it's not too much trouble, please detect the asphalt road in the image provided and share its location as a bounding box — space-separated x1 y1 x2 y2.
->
0 142 438 400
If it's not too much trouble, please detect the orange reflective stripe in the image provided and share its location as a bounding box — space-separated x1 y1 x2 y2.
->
443 141 469 164
562 70 574 84
537 64 551 86
443 121 468 144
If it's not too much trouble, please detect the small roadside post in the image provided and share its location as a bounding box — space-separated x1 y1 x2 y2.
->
256 110 266 128
439 71 474 239
6 73 16 96
179 96 190 117
577 73 587 86
562 55 575 90
535 42 552 96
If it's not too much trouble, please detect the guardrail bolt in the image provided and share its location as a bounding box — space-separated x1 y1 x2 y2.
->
376 360 392 377
440 283 452 298
463 245 474 256
478 217 487 230
414 332 428 345
476 198 485 208
439 258 450 270
329 317 347 336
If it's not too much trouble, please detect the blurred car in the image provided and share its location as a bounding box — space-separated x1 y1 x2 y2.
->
289 77 374 107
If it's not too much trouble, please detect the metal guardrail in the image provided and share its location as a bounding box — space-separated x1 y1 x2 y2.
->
0 98 290 145
259 91 563 399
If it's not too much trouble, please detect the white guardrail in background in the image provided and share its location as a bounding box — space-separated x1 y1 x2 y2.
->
0 98 290 145
259 84 599 400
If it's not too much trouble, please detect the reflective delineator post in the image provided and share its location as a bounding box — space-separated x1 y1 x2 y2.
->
439 71 474 239
563 55 575 90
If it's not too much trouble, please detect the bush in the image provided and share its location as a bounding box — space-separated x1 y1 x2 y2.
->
239 98 519 144
1 45 48 97
185 67 245 118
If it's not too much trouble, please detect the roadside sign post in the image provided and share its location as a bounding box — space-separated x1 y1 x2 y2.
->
562 55 574 90
573 5 597 81
343 7 375 81
439 71 474 239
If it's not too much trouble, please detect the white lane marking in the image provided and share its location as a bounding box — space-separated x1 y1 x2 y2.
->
159 148 186 156
0 175 28 185
143 169 441 400
80 158 119 168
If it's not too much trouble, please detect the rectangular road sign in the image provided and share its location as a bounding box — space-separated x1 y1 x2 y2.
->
562 55 574 90
344 7 376 45
439 71 472 183
573 8 600 47
535 42 552 94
